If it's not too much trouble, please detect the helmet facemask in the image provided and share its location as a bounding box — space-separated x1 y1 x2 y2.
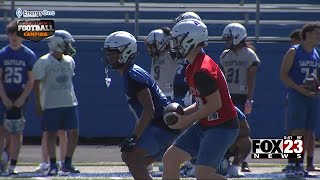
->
57 41 76 56
170 32 194 59
102 42 135 70
146 31 170 60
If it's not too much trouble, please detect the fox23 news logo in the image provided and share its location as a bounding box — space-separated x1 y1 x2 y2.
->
252 136 303 159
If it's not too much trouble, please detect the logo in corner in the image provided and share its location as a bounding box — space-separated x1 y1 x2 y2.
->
17 20 55 42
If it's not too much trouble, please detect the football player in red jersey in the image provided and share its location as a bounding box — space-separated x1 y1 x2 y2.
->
162 19 239 180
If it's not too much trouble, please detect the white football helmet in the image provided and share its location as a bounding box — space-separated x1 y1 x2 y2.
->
170 19 208 59
222 23 247 46
174 11 202 23
103 31 137 69
145 29 170 58
47 30 76 56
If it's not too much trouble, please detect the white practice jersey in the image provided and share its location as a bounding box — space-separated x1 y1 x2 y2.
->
32 53 78 109
150 51 178 97
220 47 260 94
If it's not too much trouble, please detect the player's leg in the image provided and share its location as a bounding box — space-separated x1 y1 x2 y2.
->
305 99 320 171
162 145 192 179
162 123 201 180
57 130 67 167
305 131 320 171
227 136 251 177
0 125 8 173
36 131 50 173
286 92 313 177
43 108 59 175
8 132 22 175
230 117 251 176
62 106 79 173
195 127 239 180
4 107 25 175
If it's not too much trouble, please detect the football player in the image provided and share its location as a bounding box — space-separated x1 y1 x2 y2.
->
102 31 180 180
280 23 320 178
162 19 239 180
220 23 260 172
145 27 178 100
33 30 80 176
0 20 36 175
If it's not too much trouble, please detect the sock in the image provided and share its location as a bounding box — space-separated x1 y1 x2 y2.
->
307 156 313 167
50 158 57 167
288 158 295 165
10 159 17 166
9 159 17 171
295 158 304 168
64 156 72 166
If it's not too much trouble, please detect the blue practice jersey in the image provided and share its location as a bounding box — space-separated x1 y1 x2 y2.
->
288 44 320 93
123 64 170 123
0 45 36 97
173 59 189 99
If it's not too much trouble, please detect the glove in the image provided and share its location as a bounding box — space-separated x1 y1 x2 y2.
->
182 91 193 107
119 135 137 152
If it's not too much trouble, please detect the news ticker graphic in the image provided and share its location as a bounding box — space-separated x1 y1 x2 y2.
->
252 136 303 159
17 20 55 42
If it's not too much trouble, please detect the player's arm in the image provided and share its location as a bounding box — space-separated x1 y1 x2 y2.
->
33 80 42 114
184 71 222 124
14 71 34 107
15 52 37 107
32 59 46 115
0 68 12 108
129 78 155 139
280 48 310 96
280 48 297 88
246 63 258 101
183 101 197 115
239 120 250 137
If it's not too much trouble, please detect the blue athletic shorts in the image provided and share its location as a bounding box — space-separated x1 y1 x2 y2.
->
43 106 79 131
136 125 178 161
174 123 239 169
287 91 319 131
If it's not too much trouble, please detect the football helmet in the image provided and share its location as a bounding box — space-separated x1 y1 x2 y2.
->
170 19 208 59
103 31 137 69
174 11 202 23
145 29 170 59
222 23 247 46
47 30 76 56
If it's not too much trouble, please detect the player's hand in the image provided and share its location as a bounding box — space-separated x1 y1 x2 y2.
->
2 97 13 109
35 103 43 116
119 135 137 152
167 112 189 129
296 85 316 97
14 97 26 108
244 100 253 114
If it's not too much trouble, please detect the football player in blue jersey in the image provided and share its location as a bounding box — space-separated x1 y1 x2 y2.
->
102 31 180 180
280 22 320 178
0 20 37 175
172 11 201 108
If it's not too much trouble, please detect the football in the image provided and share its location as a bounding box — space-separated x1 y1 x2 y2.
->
304 73 320 93
163 103 184 126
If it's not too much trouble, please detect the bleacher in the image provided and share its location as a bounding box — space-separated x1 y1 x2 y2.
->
0 0 320 138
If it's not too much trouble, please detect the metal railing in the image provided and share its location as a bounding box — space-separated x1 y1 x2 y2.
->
1 0 320 42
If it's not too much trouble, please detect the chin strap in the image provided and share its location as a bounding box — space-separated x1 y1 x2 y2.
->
105 68 112 87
